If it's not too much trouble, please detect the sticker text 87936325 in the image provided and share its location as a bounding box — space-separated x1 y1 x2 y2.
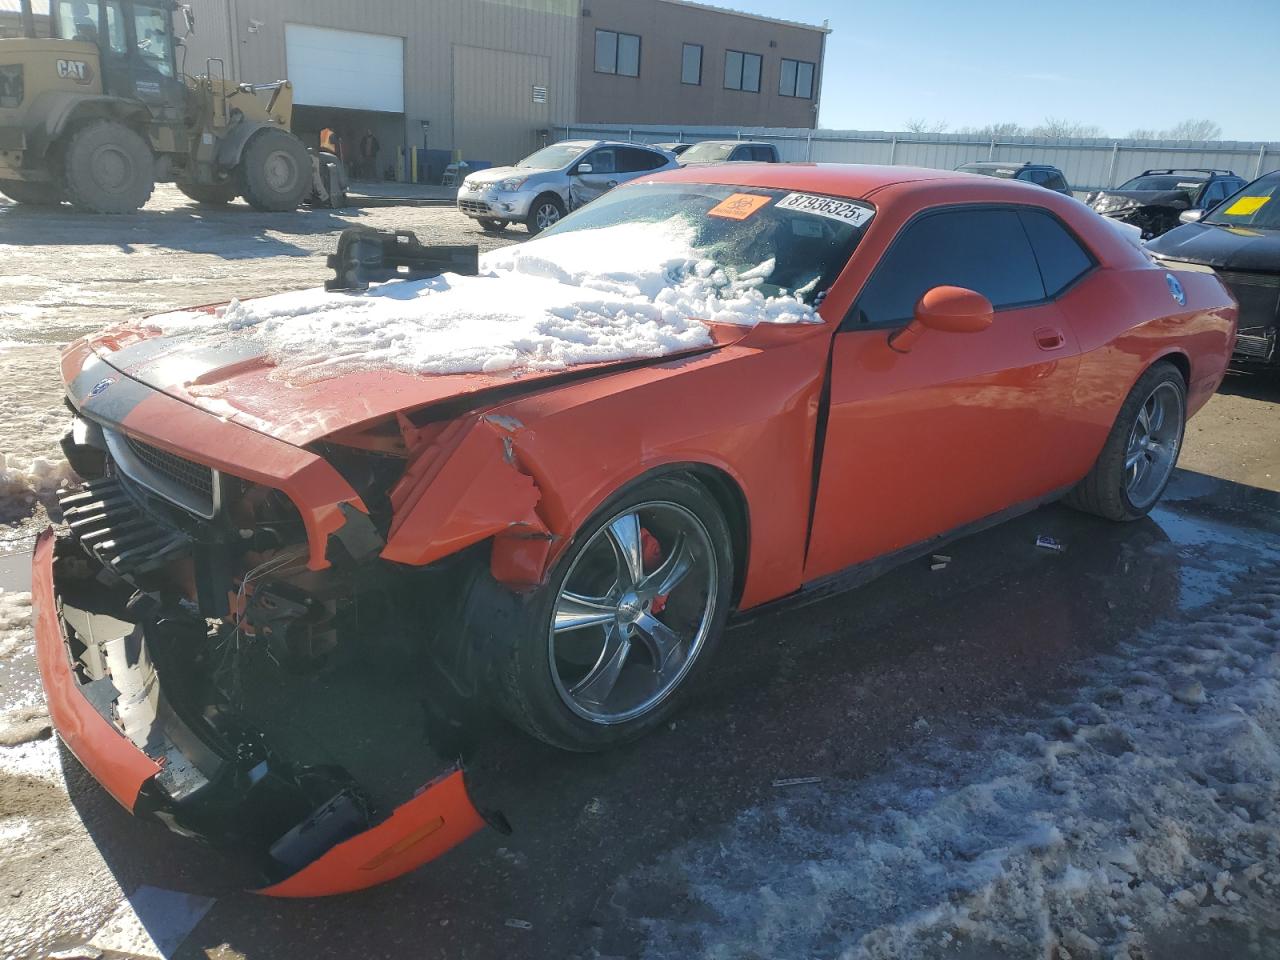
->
775 193 874 228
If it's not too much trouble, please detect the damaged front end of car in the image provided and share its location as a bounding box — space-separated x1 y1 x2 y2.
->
1087 189 1193 239
35 374 516 897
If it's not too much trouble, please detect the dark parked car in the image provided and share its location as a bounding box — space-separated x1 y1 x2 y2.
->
1087 169 1246 240
1147 170 1280 367
677 140 779 165
654 141 694 157
955 161 1071 195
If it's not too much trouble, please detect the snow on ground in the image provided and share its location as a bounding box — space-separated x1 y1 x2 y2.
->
608 565 1280 959
152 218 816 381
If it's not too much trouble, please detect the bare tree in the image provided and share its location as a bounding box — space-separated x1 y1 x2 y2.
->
1031 117 1102 138
956 122 1027 138
904 118 949 134
1126 128 1159 140
1162 118 1223 142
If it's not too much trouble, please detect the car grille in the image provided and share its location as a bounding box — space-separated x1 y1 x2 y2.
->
1215 270 1280 345
458 199 491 215
126 436 215 500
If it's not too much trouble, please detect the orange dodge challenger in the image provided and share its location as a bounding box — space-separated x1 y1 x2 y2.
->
35 164 1235 896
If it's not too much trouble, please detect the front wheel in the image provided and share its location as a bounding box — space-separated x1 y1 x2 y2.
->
481 475 734 751
1064 361 1187 521
238 129 311 211
524 195 565 235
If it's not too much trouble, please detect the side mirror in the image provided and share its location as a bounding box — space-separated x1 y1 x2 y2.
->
888 286 994 353
1179 208 1205 224
575 162 593 175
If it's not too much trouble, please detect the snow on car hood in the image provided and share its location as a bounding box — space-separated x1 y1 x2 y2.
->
461 165 525 185
89 219 818 445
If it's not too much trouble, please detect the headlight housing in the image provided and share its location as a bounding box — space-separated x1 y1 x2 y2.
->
498 177 528 192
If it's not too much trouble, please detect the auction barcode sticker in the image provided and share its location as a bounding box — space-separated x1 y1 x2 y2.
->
776 193 874 227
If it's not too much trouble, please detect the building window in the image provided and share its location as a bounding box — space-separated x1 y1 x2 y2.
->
595 29 640 77
779 58 815 98
724 50 761 92
681 43 702 85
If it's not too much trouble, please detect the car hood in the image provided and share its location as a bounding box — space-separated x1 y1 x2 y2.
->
464 165 549 185
1091 189 1193 210
75 320 734 448
1146 221 1280 271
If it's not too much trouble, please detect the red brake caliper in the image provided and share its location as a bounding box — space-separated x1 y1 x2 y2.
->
640 528 669 615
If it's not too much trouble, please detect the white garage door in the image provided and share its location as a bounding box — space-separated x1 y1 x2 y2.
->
285 24 404 113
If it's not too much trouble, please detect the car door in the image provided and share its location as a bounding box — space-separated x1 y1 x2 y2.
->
803 205 1085 582
569 147 619 208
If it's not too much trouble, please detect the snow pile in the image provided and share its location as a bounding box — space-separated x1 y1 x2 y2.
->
153 218 817 380
0 453 73 502
610 566 1280 959
0 590 31 664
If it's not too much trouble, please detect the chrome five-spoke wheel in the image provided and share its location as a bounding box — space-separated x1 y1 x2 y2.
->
548 502 717 724
1124 380 1183 509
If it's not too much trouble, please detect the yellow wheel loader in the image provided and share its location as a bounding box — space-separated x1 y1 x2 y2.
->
0 0 342 212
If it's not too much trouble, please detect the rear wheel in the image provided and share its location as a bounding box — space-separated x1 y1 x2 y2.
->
1065 361 1187 521
62 119 154 213
524 194 565 235
478 475 734 751
238 129 311 211
0 180 62 205
177 180 239 207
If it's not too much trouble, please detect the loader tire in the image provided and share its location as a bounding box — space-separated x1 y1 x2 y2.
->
177 181 239 207
62 120 154 213
238 129 311 212
0 180 62 205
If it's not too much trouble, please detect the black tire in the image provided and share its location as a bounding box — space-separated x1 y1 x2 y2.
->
469 474 735 752
0 179 62 205
176 180 239 207
478 218 507 233
524 194 565 235
61 119 154 213
237 129 311 212
1064 361 1187 521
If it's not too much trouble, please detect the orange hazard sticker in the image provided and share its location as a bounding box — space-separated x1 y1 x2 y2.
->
707 193 772 220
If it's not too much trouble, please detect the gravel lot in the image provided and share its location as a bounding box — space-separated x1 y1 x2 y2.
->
0 187 1278 960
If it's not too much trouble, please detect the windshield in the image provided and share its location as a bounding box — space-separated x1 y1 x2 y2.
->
134 3 175 77
1204 172 1280 229
957 164 1019 180
679 142 736 164
538 182 873 305
517 143 588 169
1117 174 1206 193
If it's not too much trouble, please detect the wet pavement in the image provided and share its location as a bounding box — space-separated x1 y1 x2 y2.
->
2 467 1277 959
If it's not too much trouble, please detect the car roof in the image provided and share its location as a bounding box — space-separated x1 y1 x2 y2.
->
556 139 666 151
958 161 1060 170
641 162 978 199
686 140 773 148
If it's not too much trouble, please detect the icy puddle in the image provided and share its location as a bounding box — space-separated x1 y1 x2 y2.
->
604 563 1280 958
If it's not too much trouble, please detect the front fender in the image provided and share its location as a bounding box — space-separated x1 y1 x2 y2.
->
214 120 282 170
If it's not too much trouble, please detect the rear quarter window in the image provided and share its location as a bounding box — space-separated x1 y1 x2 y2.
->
1017 209 1094 296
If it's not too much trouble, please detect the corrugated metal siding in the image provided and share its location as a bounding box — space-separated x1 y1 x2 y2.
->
183 0 580 164
452 44 550 162
559 122 1280 195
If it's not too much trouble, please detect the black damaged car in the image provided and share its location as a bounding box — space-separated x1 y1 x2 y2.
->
1147 170 1280 368
1087 168 1246 239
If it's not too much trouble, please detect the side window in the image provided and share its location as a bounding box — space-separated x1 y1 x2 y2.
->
133 3 174 77
1198 181 1227 208
730 146 750 161
1020 169 1050 185
583 148 616 175
750 145 775 162
1017 209 1094 297
103 0 127 55
1045 172 1069 192
849 208 1044 328
617 147 665 172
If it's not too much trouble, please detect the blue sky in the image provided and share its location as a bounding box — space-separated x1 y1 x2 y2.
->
732 0 1279 141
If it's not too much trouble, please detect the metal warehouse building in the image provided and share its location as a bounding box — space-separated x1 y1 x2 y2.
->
181 0 827 172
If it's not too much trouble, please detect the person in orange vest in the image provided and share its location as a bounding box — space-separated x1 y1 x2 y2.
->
319 126 336 153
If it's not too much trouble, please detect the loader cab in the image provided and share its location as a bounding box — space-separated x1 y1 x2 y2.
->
51 0 184 112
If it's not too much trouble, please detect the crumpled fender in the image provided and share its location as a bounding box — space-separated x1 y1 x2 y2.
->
381 414 549 568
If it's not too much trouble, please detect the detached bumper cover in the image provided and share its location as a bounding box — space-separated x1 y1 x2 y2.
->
32 528 489 897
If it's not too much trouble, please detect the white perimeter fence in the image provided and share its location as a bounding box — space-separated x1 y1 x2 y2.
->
555 123 1280 196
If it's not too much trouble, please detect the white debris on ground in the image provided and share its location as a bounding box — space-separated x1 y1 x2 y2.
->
152 218 817 381
0 590 32 666
611 567 1280 959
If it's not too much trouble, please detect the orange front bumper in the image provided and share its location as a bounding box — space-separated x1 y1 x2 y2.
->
33 528 490 897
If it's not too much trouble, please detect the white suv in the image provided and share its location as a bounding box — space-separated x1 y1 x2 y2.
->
456 140 677 235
